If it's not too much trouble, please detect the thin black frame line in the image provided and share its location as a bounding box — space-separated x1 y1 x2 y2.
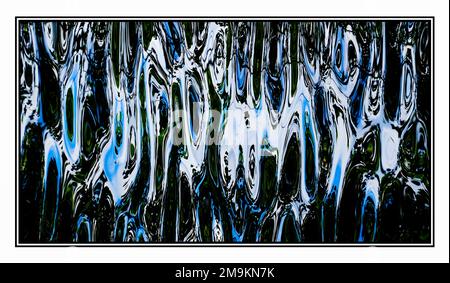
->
15 14 18 249
15 16 435 19
15 243 434 247
432 17 435 248
15 17 435 248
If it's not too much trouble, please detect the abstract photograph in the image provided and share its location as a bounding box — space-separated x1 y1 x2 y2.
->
17 19 432 244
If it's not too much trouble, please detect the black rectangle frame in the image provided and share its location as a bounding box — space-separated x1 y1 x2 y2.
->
15 16 435 247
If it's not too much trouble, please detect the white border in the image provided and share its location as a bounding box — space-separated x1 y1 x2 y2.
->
1 0 448 263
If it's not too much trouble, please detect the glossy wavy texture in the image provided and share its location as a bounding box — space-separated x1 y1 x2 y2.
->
18 21 431 243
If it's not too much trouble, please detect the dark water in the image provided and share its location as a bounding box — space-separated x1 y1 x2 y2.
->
18 21 431 243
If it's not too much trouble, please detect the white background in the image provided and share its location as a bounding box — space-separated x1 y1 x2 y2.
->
0 0 448 263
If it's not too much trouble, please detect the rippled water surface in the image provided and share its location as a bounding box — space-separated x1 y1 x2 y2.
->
18 20 432 243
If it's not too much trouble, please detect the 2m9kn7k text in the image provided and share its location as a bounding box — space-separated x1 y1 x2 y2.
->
175 267 276 280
